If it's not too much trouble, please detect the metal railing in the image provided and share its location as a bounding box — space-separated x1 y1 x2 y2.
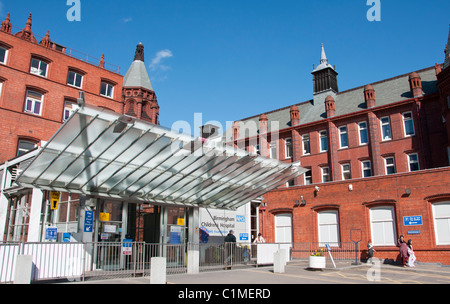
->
0 241 360 283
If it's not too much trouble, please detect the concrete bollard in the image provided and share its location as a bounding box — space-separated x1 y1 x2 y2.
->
14 255 33 284
187 249 199 274
150 257 166 284
273 249 286 273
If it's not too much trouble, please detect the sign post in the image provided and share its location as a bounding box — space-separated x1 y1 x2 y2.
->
350 229 362 265
326 244 336 268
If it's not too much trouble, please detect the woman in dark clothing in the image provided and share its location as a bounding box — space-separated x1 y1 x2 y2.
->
398 235 409 267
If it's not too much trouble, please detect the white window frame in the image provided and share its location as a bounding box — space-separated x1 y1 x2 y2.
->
318 210 340 247
319 130 328 152
285 138 292 159
17 140 37 156
341 163 351 180
0 46 8 64
24 90 43 116
321 166 330 183
370 206 397 246
302 134 310 155
408 153 420 172
30 58 48 77
402 112 415 137
304 169 312 185
380 116 392 141
63 100 77 122
384 156 396 175
269 141 277 160
361 160 372 178
358 121 369 145
67 70 83 88
339 126 348 149
274 213 292 243
101 81 114 98
432 202 450 245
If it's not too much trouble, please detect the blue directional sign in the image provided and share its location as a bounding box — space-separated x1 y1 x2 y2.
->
84 211 94 232
403 216 423 226
45 227 57 241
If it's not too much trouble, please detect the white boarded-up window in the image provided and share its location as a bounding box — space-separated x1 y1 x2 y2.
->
433 202 450 245
275 213 292 243
318 210 340 247
370 206 396 246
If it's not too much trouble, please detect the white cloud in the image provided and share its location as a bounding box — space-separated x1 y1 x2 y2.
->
149 49 173 72
122 17 133 23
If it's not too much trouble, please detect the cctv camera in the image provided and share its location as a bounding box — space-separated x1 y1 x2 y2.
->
315 186 320 192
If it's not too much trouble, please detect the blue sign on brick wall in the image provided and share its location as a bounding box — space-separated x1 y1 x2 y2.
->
403 216 423 226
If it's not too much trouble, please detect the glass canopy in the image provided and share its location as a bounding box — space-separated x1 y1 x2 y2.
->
16 104 306 210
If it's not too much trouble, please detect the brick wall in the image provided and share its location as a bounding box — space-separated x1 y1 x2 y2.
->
0 29 123 162
260 167 450 265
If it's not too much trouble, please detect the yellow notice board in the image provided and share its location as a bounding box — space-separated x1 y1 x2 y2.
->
99 213 110 222
50 192 61 210
177 218 185 226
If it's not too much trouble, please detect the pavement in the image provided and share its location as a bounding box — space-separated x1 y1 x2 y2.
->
59 259 450 285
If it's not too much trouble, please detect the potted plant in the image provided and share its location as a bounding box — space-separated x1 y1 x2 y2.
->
309 249 326 269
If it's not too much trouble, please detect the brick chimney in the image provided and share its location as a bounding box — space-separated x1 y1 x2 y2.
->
325 95 335 118
409 72 423 98
364 84 376 108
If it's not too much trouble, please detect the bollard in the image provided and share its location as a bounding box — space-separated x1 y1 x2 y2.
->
150 257 166 284
14 255 33 284
273 249 286 273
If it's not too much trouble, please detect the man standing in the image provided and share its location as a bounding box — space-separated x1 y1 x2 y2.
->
224 230 236 269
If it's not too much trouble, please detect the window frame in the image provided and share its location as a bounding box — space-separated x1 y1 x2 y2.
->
318 210 340 247
0 45 8 65
67 70 84 88
341 163 352 180
361 160 372 178
432 202 450 245
285 138 292 159
30 57 49 78
269 141 277 160
407 153 420 172
319 130 328 152
24 90 44 116
380 116 392 141
321 166 330 183
302 134 310 155
304 169 312 185
384 156 396 175
358 121 369 145
17 139 38 156
402 111 415 137
339 126 348 149
369 206 397 246
100 81 114 98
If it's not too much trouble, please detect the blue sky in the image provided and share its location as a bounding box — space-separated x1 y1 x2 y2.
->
1 0 450 135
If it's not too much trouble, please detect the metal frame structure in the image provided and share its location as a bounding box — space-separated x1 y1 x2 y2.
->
16 104 306 210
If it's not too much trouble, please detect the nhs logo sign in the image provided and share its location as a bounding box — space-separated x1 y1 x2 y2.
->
236 215 245 223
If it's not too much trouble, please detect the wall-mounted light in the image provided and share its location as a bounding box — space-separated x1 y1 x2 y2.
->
349 184 353 191
405 188 411 196
295 196 307 207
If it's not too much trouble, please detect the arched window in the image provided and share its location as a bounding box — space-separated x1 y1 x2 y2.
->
369 206 397 246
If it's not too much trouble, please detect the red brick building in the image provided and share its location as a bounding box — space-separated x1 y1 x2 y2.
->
0 13 159 164
226 31 450 264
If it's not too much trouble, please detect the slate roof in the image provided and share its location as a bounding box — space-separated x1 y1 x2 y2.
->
223 65 438 142
123 58 154 91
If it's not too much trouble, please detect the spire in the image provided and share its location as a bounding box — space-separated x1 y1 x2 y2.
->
14 13 37 43
1 13 12 34
134 42 144 62
123 43 153 91
39 30 52 48
313 43 334 72
320 43 328 65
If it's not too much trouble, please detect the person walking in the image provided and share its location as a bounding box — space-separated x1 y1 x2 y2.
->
398 235 409 267
367 239 376 264
407 239 416 267
224 230 236 269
